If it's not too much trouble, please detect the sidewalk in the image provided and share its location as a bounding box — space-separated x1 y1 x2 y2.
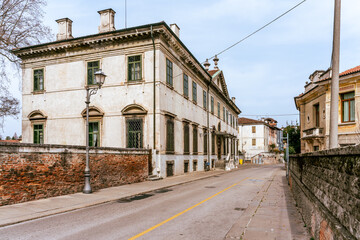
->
0 168 232 227
225 167 310 239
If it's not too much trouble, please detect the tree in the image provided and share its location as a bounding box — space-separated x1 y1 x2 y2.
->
0 0 51 127
282 124 301 154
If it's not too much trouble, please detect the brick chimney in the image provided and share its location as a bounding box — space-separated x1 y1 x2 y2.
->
98 8 116 33
170 23 180 38
56 18 73 41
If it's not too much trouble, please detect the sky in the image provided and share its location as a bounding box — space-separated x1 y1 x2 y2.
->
3 0 360 138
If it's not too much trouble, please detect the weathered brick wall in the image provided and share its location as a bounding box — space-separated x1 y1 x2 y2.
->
289 146 360 240
0 143 150 206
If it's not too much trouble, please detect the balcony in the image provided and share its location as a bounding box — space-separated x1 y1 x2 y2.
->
302 127 324 139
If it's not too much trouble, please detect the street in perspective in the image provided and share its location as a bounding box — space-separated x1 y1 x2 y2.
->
0 0 359 240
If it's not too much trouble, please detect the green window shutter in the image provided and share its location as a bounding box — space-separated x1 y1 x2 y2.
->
87 61 100 85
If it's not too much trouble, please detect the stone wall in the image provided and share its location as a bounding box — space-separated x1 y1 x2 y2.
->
289 146 360 240
0 143 150 206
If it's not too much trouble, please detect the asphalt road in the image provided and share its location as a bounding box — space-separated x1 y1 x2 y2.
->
0 165 279 240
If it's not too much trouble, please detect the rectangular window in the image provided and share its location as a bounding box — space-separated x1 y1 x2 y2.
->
33 69 44 91
252 139 256 146
183 74 189 97
166 117 175 153
203 90 207 109
203 130 208 155
33 124 44 144
166 59 173 87
223 107 225 121
87 61 100 85
184 123 190 154
226 111 229 124
313 146 319 151
211 132 215 155
128 55 142 81
341 92 355 122
252 126 256 133
217 102 220 117
193 126 198 154
192 81 197 103
211 96 214 114
127 118 143 148
89 122 100 147
313 104 320 127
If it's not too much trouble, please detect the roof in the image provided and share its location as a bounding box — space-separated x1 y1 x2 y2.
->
0 140 20 143
339 65 360 77
237 117 264 125
208 70 220 76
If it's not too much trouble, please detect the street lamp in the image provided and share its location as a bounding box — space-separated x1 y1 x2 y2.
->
83 69 106 194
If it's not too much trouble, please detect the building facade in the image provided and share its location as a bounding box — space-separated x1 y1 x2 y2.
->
13 9 241 177
295 65 360 152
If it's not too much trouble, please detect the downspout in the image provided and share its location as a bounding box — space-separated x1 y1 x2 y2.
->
151 26 157 175
207 82 210 169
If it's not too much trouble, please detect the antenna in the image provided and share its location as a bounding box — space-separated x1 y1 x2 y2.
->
125 0 127 28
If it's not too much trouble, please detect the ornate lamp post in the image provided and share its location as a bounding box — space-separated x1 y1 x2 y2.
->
83 69 106 194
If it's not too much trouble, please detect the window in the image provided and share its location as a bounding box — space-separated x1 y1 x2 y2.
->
252 126 256 133
193 125 198 154
128 55 142 81
33 124 44 144
126 118 143 148
89 122 100 147
226 110 229 124
341 92 355 122
313 104 320 127
192 81 197 103
33 69 44 91
223 107 225 121
217 102 220 117
211 132 215 155
252 139 256 146
184 123 190 154
166 59 173 87
203 130 208 155
203 90 207 109
87 61 100 85
211 96 214 114
183 74 189 97
313 146 319 151
166 117 175 153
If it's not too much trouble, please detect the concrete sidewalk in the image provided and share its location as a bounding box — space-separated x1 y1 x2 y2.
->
0 168 234 227
225 167 310 239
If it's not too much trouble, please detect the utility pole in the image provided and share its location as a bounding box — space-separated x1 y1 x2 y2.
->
329 0 341 149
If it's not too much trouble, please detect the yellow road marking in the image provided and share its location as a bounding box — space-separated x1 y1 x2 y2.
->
128 177 249 240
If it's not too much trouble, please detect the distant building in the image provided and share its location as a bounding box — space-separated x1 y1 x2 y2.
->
237 117 282 161
295 65 360 152
13 9 241 177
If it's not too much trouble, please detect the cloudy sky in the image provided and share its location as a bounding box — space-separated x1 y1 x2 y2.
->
3 0 360 138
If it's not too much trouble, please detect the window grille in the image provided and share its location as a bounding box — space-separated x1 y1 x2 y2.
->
127 118 143 148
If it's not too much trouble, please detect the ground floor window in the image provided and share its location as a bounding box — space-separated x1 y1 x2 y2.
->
33 124 44 144
166 117 175 153
127 118 143 148
89 122 100 147
193 160 197 171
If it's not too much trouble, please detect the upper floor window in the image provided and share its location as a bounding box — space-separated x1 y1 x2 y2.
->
33 69 44 91
211 96 214 114
313 103 320 127
166 59 173 87
183 74 189 97
192 81 197 103
217 102 220 117
128 55 142 81
341 92 355 123
203 90 207 109
252 126 256 133
87 61 100 85
226 110 229 124
33 124 44 144
223 107 225 121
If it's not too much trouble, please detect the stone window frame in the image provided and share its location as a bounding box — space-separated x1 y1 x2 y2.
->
86 59 101 86
127 54 143 82
33 68 45 93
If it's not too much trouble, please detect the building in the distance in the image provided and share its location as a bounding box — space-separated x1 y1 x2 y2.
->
295 65 360 152
237 117 282 161
13 9 241 177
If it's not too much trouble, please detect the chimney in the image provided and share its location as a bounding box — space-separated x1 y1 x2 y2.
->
56 18 73 41
204 59 210 71
231 97 236 103
98 8 116 33
213 55 219 70
170 23 180 38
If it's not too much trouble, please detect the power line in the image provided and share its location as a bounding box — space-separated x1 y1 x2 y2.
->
205 0 307 62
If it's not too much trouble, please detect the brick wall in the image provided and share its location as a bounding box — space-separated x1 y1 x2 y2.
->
0 143 150 206
289 146 360 240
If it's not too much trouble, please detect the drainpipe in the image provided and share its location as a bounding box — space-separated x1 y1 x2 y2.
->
151 26 157 175
207 82 210 169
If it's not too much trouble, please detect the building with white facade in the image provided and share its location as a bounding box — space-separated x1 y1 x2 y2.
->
13 9 241 178
237 117 282 161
